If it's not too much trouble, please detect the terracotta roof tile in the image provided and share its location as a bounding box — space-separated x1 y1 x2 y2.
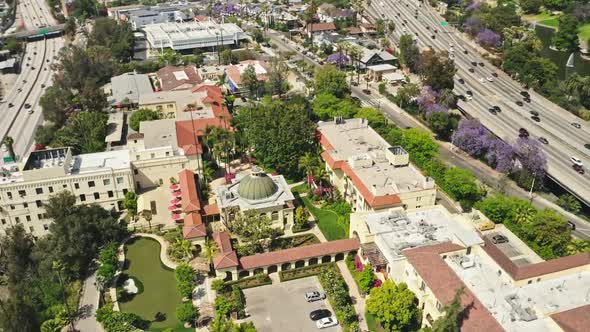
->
203 203 220 216
157 65 202 91
179 169 201 213
307 22 337 32
213 231 233 254
239 238 359 270
403 243 504 332
551 304 590 332
183 223 206 239
213 231 239 269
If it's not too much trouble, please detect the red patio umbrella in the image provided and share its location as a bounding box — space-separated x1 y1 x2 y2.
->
170 198 181 204
168 205 179 211
170 184 179 190
171 213 182 221
172 191 182 197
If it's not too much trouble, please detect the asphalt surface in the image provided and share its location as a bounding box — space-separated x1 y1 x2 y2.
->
0 0 63 161
366 1 590 206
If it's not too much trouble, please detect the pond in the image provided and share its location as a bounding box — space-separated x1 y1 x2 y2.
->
118 237 192 332
535 25 590 80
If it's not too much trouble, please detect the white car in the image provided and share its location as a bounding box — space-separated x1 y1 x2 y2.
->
316 317 338 329
305 291 326 302
479 77 486 83
466 94 473 101
486 76 494 82
570 157 583 167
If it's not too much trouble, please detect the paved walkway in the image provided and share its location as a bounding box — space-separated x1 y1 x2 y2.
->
73 271 103 332
336 261 367 332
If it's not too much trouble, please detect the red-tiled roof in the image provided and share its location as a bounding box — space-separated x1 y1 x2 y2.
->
203 203 220 216
239 238 359 270
157 65 202 91
320 150 402 209
307 22 337 33
213 231 239 269
347 26 363 35
214 231 233 254
179 169 201 213
403 243 504 332
183 223 206 239
194 15 209 22
551 304 590 332
481 236 590 281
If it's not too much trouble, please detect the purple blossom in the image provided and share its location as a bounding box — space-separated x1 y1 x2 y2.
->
354 255 363 272
477 29 501 48
485 139 514 173
465 1 482 12
463 17 482 36
327 52 349 66
513 137 547 178
417 86 438 111
425 103 448 116
452 119 490 156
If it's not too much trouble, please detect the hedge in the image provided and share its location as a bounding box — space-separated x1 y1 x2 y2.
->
279 262 337 282
226 273 272 290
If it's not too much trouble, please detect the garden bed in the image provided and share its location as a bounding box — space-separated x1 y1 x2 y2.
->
279 262 337 282
226 274 272 289
270 233 320 251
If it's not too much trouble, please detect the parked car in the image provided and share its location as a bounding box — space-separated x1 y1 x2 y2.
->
491 72 498 77
458 78 465 84
305 291 326 302
316 317 338 329
362 89 371 95
520 91 530 97
530 110 539 116
491 235 509 244
310 309 331 321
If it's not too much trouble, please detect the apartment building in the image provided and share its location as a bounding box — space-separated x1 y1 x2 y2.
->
317 118 436 212
0 148 133 237
351 206 590 332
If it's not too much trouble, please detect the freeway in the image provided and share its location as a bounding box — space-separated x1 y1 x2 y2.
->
367 1 590 205
0 0 62 161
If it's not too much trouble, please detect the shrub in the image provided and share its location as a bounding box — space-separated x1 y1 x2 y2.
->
557 194 582 214
176 302 198 323
175 263 195 298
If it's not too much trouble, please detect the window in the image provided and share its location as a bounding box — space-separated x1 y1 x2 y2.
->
166 151 170 157
18 190 26 197
15 217 20 223
436 301 442 311
123 189 128 195
167 104 174 108
94 192 100 200
36 200 42 208
26 215 31 222
108 191 114 198
116 177 124 184
420 281 425 290
150 153 155 159
88 181 95 188
43 224 49 230
528 280 533 284
103 179 111 186
23 202 28 208
537 278 541 282
156 105 163 111
1 219 5 225
74 183 80 189
29 226 34 233
79 194 86 202
134 169 138 175
6 192 12 199
37 214 43 220
136 155 140 161
63 184 67 188
36 188 43 194
48 186 54 193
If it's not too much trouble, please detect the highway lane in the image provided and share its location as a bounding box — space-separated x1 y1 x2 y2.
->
368 0 590 204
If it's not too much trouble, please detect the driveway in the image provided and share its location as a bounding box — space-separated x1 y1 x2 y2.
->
242 277 340 332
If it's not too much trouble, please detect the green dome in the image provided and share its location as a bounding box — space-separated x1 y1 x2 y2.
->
237 172 278 201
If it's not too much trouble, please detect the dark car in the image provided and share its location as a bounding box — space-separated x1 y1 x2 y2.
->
24 103 31 109
431 35 435 39
491 235 509 244
478 62 484 66
468 68 475 73
458 78 465 84
585 143 590 150
491 72 498 77
310 309 332 321
539 137 549 145
567 221 576 230
488 108 497 115
571 122 581 129
471 61 477 66
531 116 540 122
519 128 529 138
524 97 531 103
573 164 585 174
530 111 539 116
493 106 501 113
351 96 360 103
8 103 13 108
520 91 530 97
458 95 466 101
362 89 371 95
463 50 468 54
516 100 524 106
434 29 438 33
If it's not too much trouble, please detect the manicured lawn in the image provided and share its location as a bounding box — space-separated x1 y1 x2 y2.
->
525 12 556 23
119 237 191 332
579 23 590 42
539 18 559 27
301 197 346 241
366 310 384 332
290 182 308 195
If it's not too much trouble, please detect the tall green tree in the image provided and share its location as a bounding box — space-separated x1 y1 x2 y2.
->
51 112 108 154
129 108 162 131
314 65 349 98
266 58 290 97
43 191 77 220
241 64 261 99
2 136 15 161
423 288 464 332
443 167 483 209
122 191 138 217
399 34 420 72
366 280 421 332
88 18 135 62
552 14 580 53
418 50 457 91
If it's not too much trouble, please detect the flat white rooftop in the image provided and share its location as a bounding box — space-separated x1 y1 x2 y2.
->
73 149 131 175
143 21 245 50
365 206 483 263
447 249 590 332
139 119 177 149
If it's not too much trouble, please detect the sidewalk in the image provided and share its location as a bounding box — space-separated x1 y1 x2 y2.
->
336 261 367 332
73 271 104 332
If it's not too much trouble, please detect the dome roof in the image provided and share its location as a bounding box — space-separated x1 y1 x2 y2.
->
237 171 278 201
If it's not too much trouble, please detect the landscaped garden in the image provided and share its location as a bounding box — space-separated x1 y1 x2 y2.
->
301 197 348 241
270 233 320 251
118 237 192 331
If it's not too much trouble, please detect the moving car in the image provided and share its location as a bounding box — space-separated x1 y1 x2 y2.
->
468 68 475 73
305 291 326 302
539 137 549 145
458 78 465 84
310 309 331 321
493 106 501 113
491 235 509 244
463 50 469 54
516 101 524 106
478 62 484 66
573 164 585 174
524 97 531 103
491 72 498 77
471 61 477 66
24 103 31 109
520 91 530 97
488 108 497 115
518 128 529 138
531 115 540 122
486 76 494 82
570 157 583 167
571 122 581 129
362 89 371 95
8 103 13 108
530 111 539 116
316 317 338 329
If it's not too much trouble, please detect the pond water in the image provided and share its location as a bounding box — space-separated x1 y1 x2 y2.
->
535 25 590 80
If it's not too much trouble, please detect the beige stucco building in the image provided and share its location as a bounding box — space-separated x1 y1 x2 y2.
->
317 118 436 212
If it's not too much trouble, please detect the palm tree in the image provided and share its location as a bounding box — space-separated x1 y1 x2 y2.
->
298 152 320 186
174 238 194 261
216 72 227 90
223 95 236 114
201 237 218 270
347 44 363 85
564 74 590 101
352 0 371 26
2 136 15 161
202 160 215 186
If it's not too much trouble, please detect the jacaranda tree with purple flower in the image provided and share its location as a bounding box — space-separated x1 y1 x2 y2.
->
513 137 547 178
463 16 483 36
485 139 515 173
452 119 490 156
477 29 502 48
416 85 438 112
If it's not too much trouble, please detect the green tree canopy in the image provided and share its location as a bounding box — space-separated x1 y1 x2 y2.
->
314 65 349 98
399 34 420 72
552 14 580 53
313 92 359 120
366 280 421 332
401 128 440 166
88 18 135 62
418 50 457 91
241 64 262 99
443 167 483 209
129 108 162 131
51 112 108 154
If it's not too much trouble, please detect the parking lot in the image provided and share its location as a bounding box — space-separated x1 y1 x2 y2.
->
242 277 341 332
483 225 544 266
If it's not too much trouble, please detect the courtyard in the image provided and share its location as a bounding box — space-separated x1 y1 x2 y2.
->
242 276 341 332
118 237 191 331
